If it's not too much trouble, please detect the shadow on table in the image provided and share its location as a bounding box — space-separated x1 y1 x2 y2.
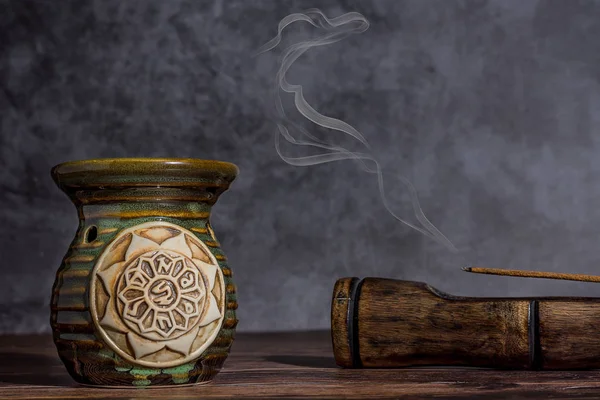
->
265 355 337 368
0 352 72 386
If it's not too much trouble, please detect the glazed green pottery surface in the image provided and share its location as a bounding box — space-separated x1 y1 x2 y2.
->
50 158 238 387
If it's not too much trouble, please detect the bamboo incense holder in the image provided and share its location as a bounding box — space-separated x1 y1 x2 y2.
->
331 276 600 370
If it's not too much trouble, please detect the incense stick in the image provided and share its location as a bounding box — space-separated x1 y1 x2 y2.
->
462 266 600 283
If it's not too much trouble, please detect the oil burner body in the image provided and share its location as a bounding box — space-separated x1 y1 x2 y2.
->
50 158 238 387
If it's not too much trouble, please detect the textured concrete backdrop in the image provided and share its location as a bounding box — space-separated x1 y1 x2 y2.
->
3 0 600 333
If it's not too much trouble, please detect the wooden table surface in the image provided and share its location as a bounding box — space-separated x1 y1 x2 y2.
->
3 331 600 399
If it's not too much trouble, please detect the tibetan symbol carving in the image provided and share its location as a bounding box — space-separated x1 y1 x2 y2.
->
90 221 225 368
118 250 205 340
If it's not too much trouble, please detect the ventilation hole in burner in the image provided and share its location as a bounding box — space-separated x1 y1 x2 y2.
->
85 226 98 243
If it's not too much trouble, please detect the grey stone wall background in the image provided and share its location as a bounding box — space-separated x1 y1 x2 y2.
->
3 0 600 333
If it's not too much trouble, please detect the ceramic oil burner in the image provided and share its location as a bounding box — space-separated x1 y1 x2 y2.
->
50 158 238 386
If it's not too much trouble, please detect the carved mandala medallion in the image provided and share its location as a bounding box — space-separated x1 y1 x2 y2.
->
90 221 225 368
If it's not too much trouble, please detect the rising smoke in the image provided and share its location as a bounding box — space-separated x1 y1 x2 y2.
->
258 9 456 251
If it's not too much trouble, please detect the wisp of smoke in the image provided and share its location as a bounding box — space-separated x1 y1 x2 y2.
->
257 8 457 251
